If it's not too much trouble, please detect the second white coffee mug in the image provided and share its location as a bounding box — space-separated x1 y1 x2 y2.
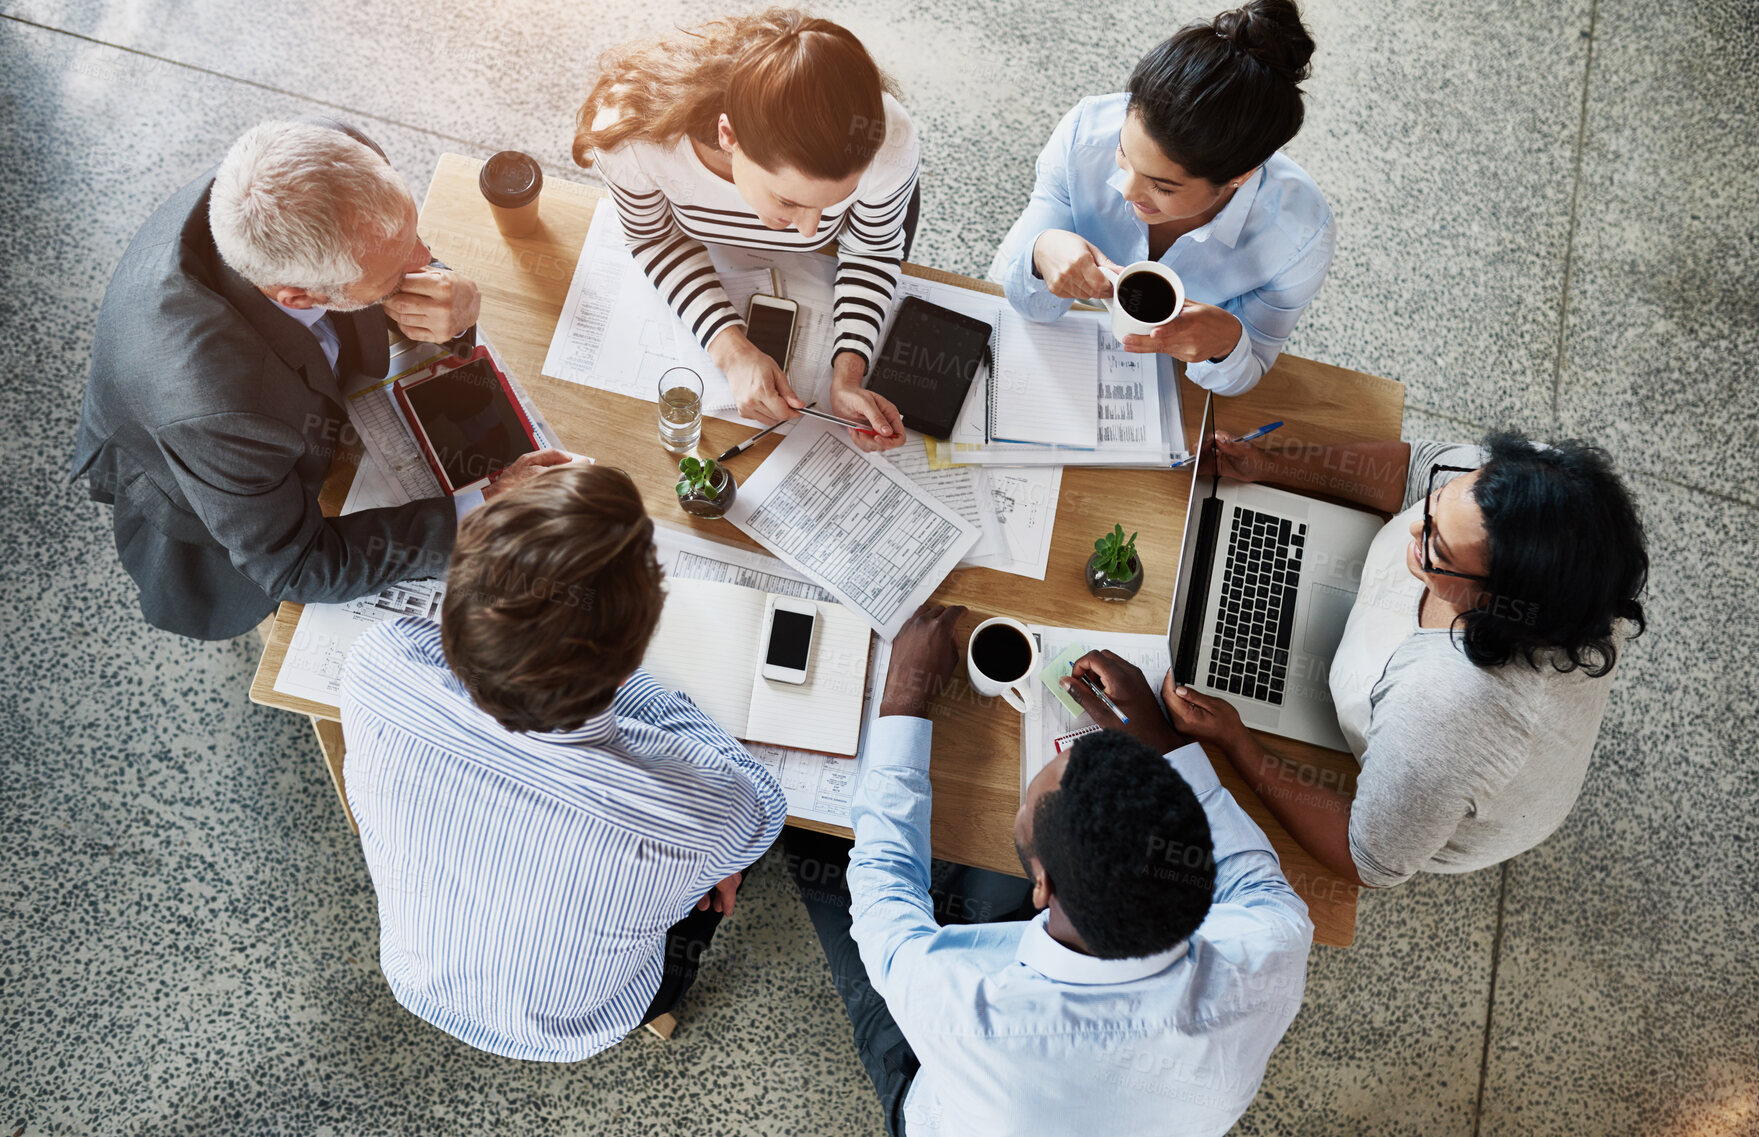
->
1099 260 1186 339
966 616 1040 713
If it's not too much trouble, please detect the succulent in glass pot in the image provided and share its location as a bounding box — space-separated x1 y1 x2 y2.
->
1086 523 1143 601
675 456 738 520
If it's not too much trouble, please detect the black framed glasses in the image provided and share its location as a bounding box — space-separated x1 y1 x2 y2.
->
1421 464 1489 582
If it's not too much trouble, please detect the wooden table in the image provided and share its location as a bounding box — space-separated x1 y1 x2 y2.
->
253 153 1403 947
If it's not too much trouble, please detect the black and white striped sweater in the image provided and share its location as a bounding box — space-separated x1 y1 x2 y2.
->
591 93 920 370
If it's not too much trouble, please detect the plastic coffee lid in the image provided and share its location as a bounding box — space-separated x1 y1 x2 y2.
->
479 151 542 208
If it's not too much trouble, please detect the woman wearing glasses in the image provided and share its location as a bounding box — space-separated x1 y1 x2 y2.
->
991 0 1332 396
1157 431 1648 888
573 9 912 451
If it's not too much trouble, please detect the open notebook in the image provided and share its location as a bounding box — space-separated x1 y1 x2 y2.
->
641 577 872 757
986 309 1100 448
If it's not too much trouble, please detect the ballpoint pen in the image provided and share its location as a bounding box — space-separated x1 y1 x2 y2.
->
1233 420 1284 444
717 402 890 461
1171 420 1285 467
1080 674 1130 724
715 406 805 462
795 405 886 436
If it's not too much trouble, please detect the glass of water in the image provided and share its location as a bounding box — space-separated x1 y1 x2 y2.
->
657 367 703 455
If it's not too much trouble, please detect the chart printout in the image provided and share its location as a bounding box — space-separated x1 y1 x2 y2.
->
728 419 978 638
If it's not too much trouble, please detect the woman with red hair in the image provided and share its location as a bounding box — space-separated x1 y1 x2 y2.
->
575 10 916 450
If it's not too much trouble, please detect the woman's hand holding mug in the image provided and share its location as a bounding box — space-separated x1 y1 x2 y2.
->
1120 301 1243 363
1031 230 1118 300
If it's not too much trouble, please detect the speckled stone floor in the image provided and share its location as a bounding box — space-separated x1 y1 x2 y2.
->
2 2 1754 1135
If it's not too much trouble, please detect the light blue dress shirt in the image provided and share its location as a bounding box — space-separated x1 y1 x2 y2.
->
848 716 1313 1136
992 93 1335 396
270 298 341 375
340 618 787 1061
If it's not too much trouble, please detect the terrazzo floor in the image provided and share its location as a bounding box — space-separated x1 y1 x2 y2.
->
2 2 1755 1135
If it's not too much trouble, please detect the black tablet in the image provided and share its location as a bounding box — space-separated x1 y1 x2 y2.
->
865 296 993 439
395 351 538 494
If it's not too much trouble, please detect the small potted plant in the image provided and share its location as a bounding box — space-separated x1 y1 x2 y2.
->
1086 523 1143 601
675 455 737 520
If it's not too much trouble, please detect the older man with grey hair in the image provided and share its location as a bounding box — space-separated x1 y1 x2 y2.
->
71 119 561 639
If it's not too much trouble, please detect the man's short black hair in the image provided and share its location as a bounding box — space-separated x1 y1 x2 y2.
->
1031 729 1216 959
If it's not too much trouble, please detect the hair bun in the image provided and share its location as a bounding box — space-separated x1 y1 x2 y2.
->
1214 0 1315 83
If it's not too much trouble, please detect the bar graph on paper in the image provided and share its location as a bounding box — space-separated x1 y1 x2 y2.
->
348 383 443 504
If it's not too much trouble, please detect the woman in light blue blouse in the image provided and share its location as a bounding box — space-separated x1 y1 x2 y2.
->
993 0 1333 396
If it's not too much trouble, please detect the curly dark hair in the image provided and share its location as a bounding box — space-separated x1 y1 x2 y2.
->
1456 431 1648 678
441 465 663 733
1029 730 1216 959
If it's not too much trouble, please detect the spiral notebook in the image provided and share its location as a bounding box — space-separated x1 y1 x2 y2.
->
985 310 1100 448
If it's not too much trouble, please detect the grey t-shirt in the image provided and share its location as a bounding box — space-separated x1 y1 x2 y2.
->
1327 441 1615 887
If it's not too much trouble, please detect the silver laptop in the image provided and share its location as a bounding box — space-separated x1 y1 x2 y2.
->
1166 394 1383 751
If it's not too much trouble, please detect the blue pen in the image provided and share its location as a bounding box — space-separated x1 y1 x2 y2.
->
1234 420 1284 444
1171 420 1284 467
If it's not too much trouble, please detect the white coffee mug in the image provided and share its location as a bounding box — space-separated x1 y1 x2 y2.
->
1099 260 1186 338
966 616 1040 713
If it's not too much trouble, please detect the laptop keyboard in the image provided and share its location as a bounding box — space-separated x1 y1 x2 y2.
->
1206 508 1306 705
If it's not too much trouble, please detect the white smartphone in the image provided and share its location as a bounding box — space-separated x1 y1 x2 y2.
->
745 294 799 371
760 596 818 685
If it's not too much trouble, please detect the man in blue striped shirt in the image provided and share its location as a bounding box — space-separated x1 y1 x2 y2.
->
789 605 1313 1135
340 465 786 1060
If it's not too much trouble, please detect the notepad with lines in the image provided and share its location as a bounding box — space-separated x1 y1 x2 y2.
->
986 310 1101 448
641 577 872 757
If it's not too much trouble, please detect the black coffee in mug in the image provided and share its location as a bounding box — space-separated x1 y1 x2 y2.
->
1115 271 1177 323
972 623 1032 681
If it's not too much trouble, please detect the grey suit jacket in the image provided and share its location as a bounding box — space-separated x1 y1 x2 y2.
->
70 127 457 640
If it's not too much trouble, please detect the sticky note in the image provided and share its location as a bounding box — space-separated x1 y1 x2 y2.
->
1038 643 1090 718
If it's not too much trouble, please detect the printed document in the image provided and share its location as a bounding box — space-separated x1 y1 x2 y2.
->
541 205 827 425
272 575 448 707
878 433 1063 580
882 435 1007 561
966 465 1063 580
726 417 980 638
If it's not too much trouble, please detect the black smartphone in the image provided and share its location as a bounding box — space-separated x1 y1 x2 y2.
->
745 294 800 369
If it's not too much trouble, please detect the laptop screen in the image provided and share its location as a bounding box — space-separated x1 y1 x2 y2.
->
1165 394 1219 683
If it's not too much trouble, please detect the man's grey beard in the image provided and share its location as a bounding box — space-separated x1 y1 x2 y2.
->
313 290 372 313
